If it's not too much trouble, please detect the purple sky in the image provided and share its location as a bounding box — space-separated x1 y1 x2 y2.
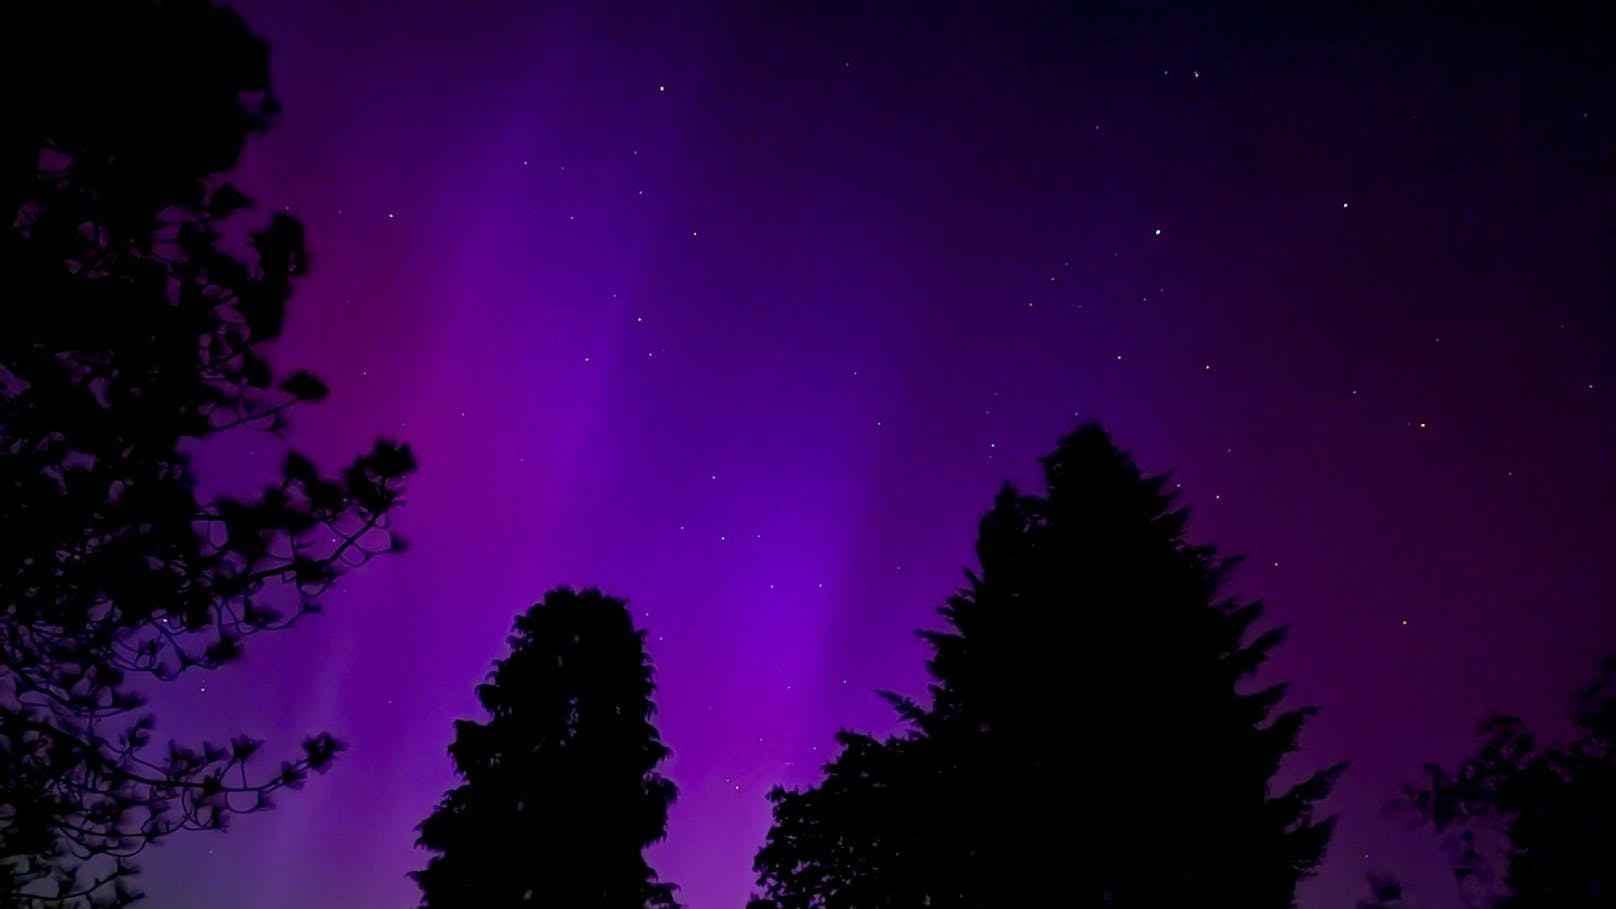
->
139 4 1614 908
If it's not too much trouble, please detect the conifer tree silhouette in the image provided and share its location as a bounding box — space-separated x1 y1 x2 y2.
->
412 588 680 909
0 2 412 905
753 424 1343 909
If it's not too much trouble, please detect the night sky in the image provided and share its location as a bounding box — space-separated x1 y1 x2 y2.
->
137 4 1614 908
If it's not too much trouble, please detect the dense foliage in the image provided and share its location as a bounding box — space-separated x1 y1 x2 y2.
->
0 1 412 904
413 588 679 909
753 424 1343 909
1405 657 1616 908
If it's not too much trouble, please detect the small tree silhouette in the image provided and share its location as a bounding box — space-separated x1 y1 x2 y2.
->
1402 656 1616 908
753 424 1344 909
1357 873 1415 909
412 588 680 909
0 1 412 905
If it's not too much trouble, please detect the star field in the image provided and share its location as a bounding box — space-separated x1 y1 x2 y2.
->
136 4 1615 909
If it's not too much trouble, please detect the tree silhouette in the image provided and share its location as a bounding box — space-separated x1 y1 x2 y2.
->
753 424 1344 909
1402 656 1616 908
0 1 413 905
1357 874 1415 909
412 588 680 909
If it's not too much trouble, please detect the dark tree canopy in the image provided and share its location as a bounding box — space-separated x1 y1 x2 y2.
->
752 424 1344 909
412 588 680 909
1403 657 1616 909
0 1 413 905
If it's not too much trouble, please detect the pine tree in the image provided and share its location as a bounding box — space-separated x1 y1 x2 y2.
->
0 2 412 905
413 588 680 909
753 424 1343 909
